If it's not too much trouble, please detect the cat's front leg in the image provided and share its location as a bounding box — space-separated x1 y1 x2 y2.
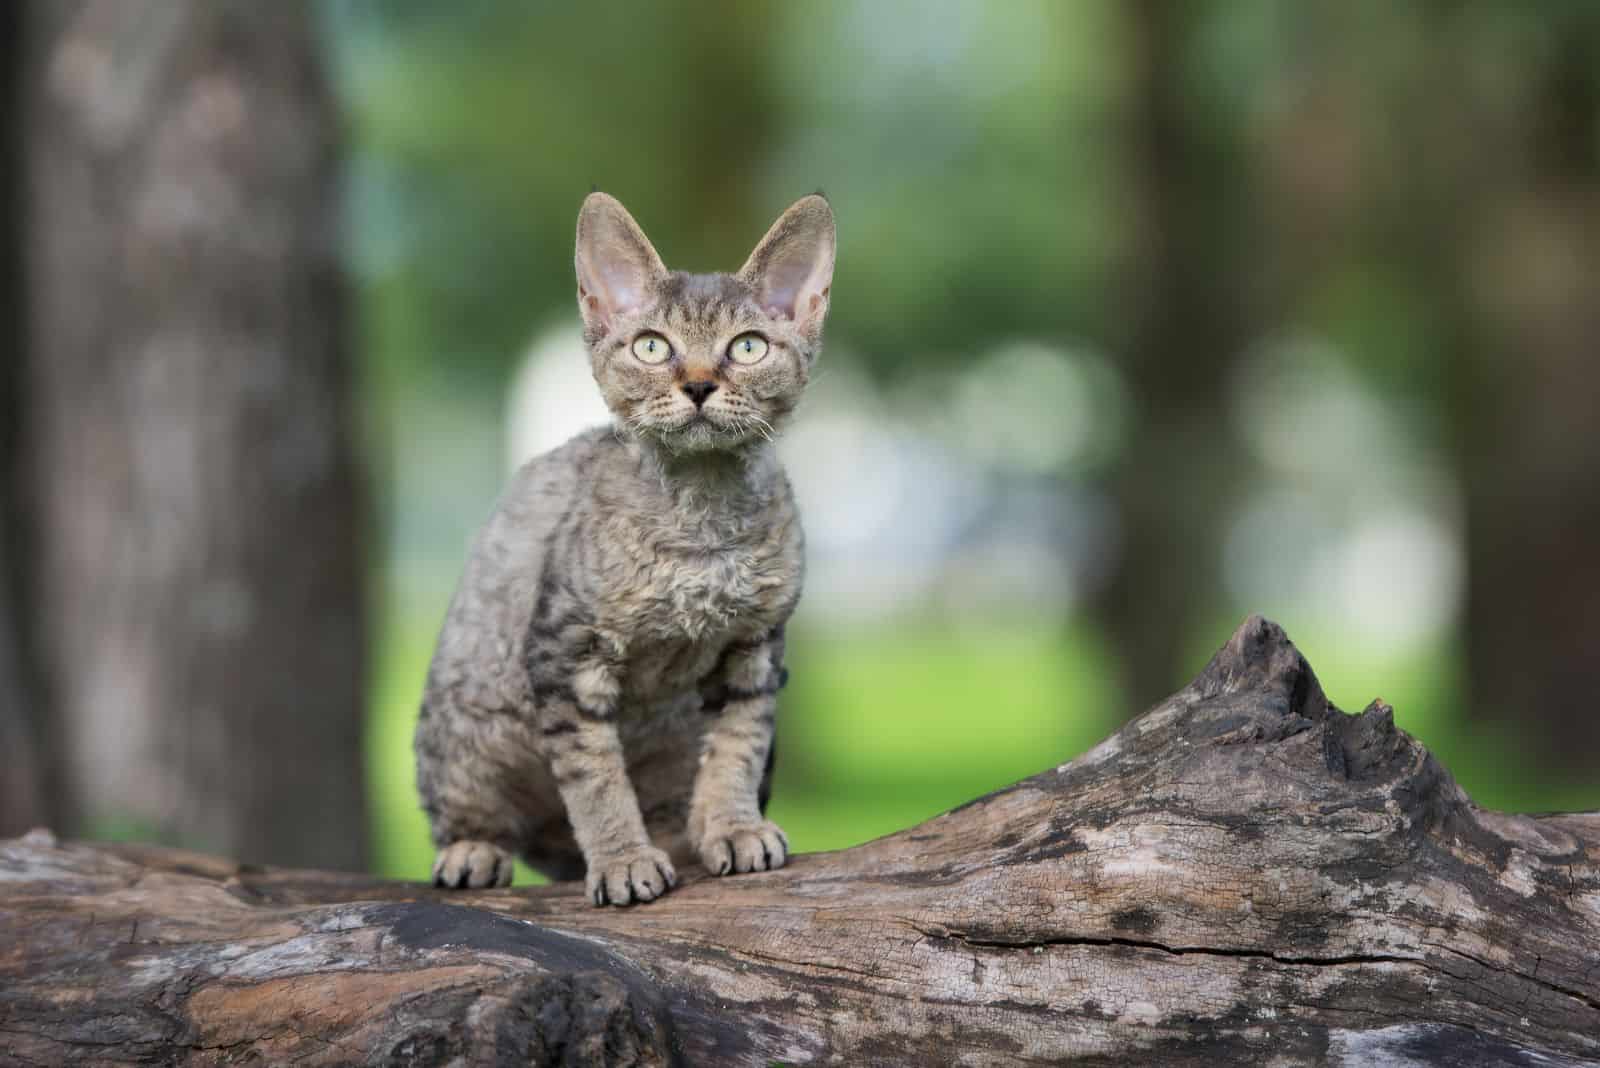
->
532 655 675 907
689 633 789 876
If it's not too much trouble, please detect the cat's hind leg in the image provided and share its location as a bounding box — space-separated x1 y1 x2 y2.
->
415 691 551 890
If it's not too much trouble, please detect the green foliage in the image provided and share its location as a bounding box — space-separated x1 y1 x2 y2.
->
330 1 1132 386
768 621 1121 852
331 1 788 384
336 1 1600 881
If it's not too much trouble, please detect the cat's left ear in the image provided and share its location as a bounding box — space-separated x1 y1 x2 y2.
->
738 194 835 340
576 192 669 337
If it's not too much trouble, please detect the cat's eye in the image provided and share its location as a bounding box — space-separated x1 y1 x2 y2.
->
728 334 769 365
631 333 672 364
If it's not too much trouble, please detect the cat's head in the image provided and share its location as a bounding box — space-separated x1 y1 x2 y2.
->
575 192 834 454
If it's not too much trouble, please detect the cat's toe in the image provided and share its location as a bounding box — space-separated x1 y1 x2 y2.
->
587 845 676 907
432 840 514 889
700 820 788 876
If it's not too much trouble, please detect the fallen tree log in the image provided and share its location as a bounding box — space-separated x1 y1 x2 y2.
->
1 616 1597 1066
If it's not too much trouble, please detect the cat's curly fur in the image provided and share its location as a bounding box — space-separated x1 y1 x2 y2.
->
415 192 834 906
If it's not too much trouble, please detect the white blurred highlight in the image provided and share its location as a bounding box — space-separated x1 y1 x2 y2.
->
506 325 1118 625
1226 335 1464 650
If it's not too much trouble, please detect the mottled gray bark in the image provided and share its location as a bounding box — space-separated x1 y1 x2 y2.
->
2 618 1595 1066
21 1 367 867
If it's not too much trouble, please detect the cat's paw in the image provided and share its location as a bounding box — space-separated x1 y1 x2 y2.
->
586 844 676 907
699 819 789 876
432 840 514 889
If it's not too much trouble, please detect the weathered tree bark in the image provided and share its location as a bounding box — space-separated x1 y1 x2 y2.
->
21 1 367 867
2 618 1596 1066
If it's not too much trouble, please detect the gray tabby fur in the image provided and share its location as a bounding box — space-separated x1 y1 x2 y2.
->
414 192 834 906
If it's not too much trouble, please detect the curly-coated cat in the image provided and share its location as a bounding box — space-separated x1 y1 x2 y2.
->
415 192 834 906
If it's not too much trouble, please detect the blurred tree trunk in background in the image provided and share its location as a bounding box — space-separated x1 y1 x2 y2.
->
1095 0 1253 717
22 2 369 868
1250 4 1600 780
1453 19 1600 773
659 0 781 269
0 0 66 837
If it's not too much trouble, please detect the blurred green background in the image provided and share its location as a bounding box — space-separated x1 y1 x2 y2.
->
5 1 1596 879
329 1 1600 880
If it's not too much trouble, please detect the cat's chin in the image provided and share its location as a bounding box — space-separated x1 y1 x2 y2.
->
639 415 761 455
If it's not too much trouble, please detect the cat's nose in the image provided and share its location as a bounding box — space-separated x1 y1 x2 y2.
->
681 380 718 407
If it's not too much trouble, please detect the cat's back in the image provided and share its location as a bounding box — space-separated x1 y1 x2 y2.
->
495 423 620 539
467 425 616 582
424 426 616 709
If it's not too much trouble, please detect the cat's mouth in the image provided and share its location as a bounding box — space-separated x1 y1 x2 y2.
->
646 407 755 451
663 408 726 431
658 411 709 432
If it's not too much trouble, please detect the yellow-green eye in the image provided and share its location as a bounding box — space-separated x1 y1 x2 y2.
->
729 334 769 365
631 333 671 364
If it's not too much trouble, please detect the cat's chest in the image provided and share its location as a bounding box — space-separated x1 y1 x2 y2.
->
590 488 801 698
608 538 792 643
602 542 791 702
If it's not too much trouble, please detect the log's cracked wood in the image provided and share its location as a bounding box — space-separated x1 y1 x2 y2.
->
1 617 1597 1065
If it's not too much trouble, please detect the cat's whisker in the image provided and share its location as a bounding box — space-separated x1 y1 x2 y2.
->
747 413 777 443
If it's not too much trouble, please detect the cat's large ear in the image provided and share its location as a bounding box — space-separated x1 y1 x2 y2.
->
738 194 835 340
575 192 668 337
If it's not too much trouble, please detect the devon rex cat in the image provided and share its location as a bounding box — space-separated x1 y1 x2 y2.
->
415 192 834 906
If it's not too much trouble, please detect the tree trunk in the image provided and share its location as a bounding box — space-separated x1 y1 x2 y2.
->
1455 22 1600 774
2 617 1595 1066
1096 0 1253 715
21 1 368 868
0 0 60 839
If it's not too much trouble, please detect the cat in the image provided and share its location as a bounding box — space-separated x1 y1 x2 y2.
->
414 192 834 906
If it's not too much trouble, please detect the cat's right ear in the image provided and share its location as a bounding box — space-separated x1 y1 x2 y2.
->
738 194 836 342
575 193 668 337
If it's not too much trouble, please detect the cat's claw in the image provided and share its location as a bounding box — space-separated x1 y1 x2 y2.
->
700 820 788 876
587 845 676 907
432 840 514 889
